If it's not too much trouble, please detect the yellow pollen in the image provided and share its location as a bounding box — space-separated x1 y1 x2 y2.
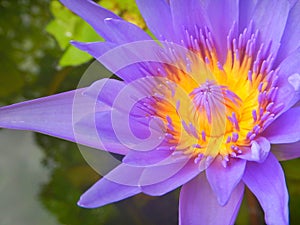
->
149 45 274 160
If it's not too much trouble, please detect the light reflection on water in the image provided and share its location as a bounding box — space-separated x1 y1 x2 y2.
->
0 130 58 225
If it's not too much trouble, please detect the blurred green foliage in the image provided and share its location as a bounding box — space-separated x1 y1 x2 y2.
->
46 1 101 67
0 0 88 104
1 0 300 225
0 0 55 102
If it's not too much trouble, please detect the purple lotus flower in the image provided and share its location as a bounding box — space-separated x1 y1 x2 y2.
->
1 0 300 224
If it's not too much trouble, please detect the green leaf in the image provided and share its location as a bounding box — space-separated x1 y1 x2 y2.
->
59 19 101 66
59 45 92 67
46 0 102 67
46 1 78 49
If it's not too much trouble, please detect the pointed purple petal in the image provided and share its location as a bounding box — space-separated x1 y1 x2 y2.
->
71 41 117 59
243 153 289 225
83 78 126 107
0 91 82 138
170 0 238 62
59 0 121 41
103 156 191 188
238 1 257 30
92 107 165 153
170 0 208 40
93 110 155 153
275 1 300 64
206 157 246 206
239 0 290 56
79 157 192 208
263 107 300 144
104 18 151 43
289 0 298 7
103 163 144 186
76 111 132 153
136 0 175 41
122 147 173 166
71 41 146 82
142 159 200 196
179 173 244 225
275 49 300 110
78 178 141 208
0 90 131 154
205 0 239 62
272 141 300 161
73 41 166 82
138 158 192 187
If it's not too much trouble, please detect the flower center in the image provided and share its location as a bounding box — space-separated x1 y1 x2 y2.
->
138 23 283 163
187 80 242 157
